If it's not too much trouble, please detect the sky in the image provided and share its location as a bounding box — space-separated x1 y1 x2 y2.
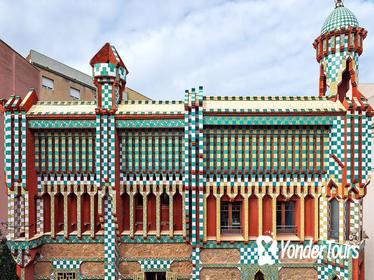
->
1 0 374 100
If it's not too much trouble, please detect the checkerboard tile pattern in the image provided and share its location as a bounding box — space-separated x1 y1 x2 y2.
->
240 244 259 264
103 195 118 279
322 33 359 97
101 84 113 110
4 111 11 188
362 116 372 184
191 247 201 280
321 6 359 34
52 259 81 269
7 192 15 238
197 88 204 242
317 247 350 280
349 199 362 241
138 259 173 272
94 63 117 77
320 193 329 240
328 116 345 183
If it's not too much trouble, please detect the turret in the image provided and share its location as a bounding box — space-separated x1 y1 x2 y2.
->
313 0 367 102
90 43 128 113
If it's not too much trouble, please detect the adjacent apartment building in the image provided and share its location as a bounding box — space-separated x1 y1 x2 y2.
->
2 1 372 280
26 50 149 102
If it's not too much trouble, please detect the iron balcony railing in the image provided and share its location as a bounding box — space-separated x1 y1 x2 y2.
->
220 224 242 234
276 225 297 234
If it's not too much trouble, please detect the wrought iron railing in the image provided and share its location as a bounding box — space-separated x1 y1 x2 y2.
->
276 225 297 234
220 225 242 234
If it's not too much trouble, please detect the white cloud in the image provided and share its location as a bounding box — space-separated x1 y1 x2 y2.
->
1 0 374 99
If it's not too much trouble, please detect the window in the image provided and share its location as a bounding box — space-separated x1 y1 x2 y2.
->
42 76 54 90
276 200 296 234
220 201 241 234
70 88 80 100
55 271 78 280
329 199 339 240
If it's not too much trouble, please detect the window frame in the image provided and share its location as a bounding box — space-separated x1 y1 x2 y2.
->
42 76 54 90
220 200 242 234
69 87 81 100
276 198 297 235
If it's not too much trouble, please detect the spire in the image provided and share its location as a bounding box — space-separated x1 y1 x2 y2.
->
335 0 344 8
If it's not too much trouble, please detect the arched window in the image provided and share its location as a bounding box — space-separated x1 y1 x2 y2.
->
255 270 265 280
329 198 339 240
160 192 169 231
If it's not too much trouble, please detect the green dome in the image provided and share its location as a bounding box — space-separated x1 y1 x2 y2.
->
321 6 359 34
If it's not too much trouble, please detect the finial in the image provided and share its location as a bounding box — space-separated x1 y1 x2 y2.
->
335 0 344 8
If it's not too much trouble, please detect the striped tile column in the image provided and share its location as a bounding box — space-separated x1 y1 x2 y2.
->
197 87 204 242
183 90 190 239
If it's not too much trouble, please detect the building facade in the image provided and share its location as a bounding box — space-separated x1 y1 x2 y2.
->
2 2 373 280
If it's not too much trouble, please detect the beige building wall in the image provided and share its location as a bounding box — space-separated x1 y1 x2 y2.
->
126 87 150 101
38 67 149 102
27 50 150 102
38 67 96 101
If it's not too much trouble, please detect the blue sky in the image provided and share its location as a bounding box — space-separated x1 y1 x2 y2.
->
1 0 374 99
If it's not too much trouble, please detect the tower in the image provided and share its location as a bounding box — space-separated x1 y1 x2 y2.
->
90 43 129 279
90 43 128 112
313 0 367 102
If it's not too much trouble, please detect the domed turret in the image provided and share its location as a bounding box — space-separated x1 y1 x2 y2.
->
313 0 367 101
321 2 358 34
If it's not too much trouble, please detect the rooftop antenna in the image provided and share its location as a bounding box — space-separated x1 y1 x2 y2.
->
335 0 344 8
